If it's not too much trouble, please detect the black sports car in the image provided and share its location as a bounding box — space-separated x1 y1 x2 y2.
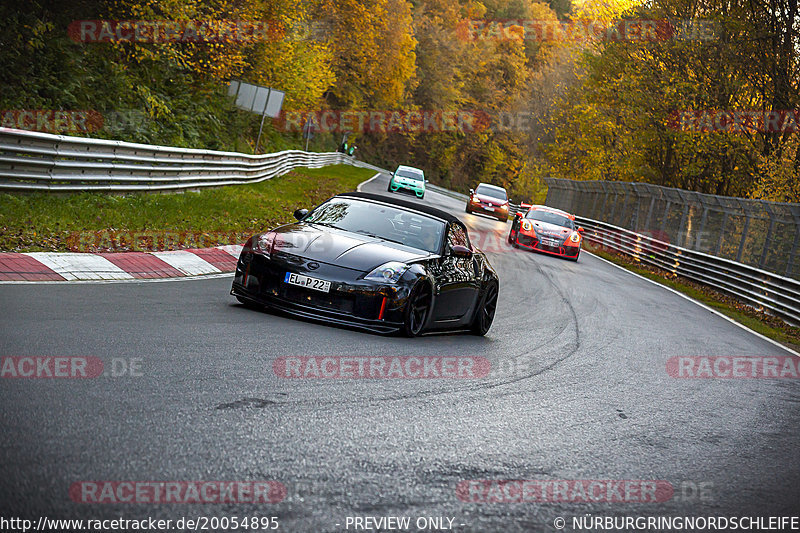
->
231 191 499 336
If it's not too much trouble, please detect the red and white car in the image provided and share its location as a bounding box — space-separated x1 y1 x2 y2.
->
466 183 510 223
508 205 584 261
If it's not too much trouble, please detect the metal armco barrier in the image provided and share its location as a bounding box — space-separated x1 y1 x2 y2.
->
577 217 800 326
0 128 351 192
544 177 800 280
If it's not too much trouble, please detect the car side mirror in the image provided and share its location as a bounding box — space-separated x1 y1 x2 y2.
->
294 208 309 221
425 179 429 183
469 188 474 195
514 211 524 218
450 245 472 258
577 226 584 233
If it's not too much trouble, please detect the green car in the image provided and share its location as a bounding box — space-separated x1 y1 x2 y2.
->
388 165 426 199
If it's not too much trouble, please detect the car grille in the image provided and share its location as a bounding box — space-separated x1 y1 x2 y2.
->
282 285 355 314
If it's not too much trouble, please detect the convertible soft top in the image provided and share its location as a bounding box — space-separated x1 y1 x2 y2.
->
337 191 461 225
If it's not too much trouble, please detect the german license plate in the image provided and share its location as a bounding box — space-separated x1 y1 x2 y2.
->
284 272 331 293
541 238 559 247
484 206 495 212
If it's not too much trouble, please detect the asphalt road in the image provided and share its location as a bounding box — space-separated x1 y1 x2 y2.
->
1 172 799 532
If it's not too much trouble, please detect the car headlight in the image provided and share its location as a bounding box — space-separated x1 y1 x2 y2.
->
521 220 532 231
364 261 410 284
253 232 276 255
569 231 581 243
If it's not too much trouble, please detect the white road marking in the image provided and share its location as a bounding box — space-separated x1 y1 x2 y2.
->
24 252 134 281
216 244 243 258
0 272 234 285
150 250 221 276
356 172 385 191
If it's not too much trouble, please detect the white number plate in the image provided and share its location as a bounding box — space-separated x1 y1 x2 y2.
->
284 272 331 293
540 238 560 247
483 206 495 212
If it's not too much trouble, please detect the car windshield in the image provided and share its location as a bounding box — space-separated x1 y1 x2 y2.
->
305 199 445 253
475 185 507 200
396 169 424 181
525 210 575 229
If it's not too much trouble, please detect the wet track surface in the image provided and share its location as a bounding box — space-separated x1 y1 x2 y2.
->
2 173 799 531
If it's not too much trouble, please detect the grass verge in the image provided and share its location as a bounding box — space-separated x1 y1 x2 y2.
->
0 165 376 253
584 242 800 352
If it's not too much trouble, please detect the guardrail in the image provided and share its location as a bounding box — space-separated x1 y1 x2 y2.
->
577 216 800 326
0 128 351 192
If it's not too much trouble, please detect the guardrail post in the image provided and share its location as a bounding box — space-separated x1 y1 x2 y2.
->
758 203 776 270
643 186 657 231
697 200 709 252
734 213 747 261
599 182 610 221
659 201 672 235
675 191 691 248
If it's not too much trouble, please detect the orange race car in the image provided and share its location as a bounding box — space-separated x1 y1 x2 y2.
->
508 205 584 261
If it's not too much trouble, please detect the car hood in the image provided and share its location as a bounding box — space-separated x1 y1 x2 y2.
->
268 223 433 271
474 193 507 205
530 220 572 238
395 176 423 186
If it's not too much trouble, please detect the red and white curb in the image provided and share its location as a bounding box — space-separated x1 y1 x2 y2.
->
0 172 384 283
0 245 242 282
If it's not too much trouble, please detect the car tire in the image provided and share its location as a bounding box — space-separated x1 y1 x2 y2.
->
507 230 515 244
402 282 431 337
465 206 471 213
387 183 393 192
470 281 498 336
420 193 425 200
569 250 580 262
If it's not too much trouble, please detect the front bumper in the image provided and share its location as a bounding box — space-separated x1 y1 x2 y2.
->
389 180 425 197
468 202 509 220
231 251 411 334
515 232 580 258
